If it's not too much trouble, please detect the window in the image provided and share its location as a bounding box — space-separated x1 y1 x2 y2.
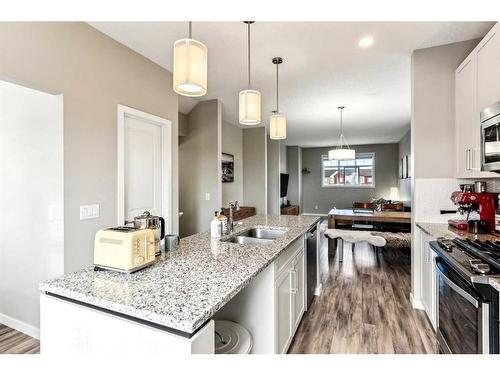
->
321 153 375 188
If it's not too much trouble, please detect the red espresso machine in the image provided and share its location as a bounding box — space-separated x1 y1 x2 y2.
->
448 191 499 233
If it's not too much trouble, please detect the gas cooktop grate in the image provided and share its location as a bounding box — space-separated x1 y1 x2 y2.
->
453 238 500 271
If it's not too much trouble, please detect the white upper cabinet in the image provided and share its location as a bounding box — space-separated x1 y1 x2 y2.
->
455 22 500 178
476 29 500 113
455 57 476 178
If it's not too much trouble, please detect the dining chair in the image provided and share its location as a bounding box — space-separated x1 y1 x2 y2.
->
380 202 404 212
380 202 406 232
351 202 375 230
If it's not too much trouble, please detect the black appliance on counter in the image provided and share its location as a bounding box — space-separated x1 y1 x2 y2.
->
306 225 317 308
430 238 500 354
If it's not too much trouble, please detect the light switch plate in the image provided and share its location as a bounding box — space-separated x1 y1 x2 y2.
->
80 204 100 220
205 193 210 201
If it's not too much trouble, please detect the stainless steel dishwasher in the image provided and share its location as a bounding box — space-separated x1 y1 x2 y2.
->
306 225 317 308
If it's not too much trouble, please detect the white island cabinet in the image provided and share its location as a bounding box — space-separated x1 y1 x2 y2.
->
275 239 305 353
213 235 307 354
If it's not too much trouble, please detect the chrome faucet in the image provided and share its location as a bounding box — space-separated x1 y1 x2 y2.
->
228 202 235 234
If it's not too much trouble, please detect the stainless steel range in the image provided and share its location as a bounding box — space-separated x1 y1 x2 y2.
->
430 238 500 354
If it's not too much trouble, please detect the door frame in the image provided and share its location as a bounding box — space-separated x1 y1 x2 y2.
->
117 104 173 233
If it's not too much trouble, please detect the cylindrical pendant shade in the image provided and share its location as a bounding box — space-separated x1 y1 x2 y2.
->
239 89 261 125
173 38 207 97
328 148 355 161
269 113 287 140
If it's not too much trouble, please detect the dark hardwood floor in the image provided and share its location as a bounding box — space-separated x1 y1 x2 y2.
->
288 221 438 354
0 324 40 354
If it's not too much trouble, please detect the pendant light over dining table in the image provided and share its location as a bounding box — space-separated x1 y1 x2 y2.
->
173 21 208 97
239 21 261 125
328 106 355 160
269 57 286 140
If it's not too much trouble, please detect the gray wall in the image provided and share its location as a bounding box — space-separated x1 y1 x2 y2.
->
287 146 302 209
411 39 479 179
179 100 221 237
0 22 179 273
279 143 287 173
243 127 267 214
178 112 188 137
398 129 411 206
267 139 281 215
222 121 243 206
301 143 399 214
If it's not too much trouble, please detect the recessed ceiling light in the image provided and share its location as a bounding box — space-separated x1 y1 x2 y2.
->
358 36 374 48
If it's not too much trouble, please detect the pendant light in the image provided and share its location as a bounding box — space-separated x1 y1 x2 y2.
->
173 21 208 97
239 21 261 125
328 106 355 160
269 57 287 140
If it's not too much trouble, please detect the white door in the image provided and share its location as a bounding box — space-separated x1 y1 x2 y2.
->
124 116 162 220
117 105 172 232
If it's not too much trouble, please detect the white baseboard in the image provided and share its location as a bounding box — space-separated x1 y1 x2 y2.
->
314 283 323 296
409 293 425 310
0 312 39 339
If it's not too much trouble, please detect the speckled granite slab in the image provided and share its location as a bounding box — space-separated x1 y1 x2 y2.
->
40 214 320 335
416 222 500 292
416 222 500 242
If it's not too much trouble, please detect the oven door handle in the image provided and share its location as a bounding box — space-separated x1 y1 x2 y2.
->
434 257 479 308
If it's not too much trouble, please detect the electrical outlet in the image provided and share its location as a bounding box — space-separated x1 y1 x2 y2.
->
315 205 319 210
80 204 100 220
205 193 210 201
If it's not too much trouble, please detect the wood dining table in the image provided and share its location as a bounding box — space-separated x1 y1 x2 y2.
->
327 208 411 252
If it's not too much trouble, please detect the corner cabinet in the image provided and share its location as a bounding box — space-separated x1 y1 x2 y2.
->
455 22 500 179
419 230 437 331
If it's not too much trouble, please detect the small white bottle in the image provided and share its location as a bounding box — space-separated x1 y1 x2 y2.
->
211 211 222 238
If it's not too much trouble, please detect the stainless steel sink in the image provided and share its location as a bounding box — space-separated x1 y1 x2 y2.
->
222 227 287 246
236 228 287 240
224 236 274 246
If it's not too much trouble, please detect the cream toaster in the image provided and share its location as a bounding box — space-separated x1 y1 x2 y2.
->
94 227 156 273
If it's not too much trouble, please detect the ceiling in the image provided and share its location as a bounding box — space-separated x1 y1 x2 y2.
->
89 21 494 147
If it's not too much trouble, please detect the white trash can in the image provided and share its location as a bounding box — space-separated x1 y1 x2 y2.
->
214 320 253 354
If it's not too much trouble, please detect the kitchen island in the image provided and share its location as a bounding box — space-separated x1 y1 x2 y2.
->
39 214 321 354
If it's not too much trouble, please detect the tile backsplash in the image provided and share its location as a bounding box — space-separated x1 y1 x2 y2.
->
458 178 500 193
414 178 460 223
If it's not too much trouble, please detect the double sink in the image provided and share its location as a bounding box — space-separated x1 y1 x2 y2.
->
223 227 287 246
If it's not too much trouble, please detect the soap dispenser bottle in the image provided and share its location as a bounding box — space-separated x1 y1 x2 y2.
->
211 211 222 238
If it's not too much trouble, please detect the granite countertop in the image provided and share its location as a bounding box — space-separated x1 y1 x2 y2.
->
416 222 500 292
416 222 500 242
39 214 320 335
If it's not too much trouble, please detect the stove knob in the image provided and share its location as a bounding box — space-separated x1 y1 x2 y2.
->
135 255 145 265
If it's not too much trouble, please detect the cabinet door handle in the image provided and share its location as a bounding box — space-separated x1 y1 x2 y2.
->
290 269 298 294
473 148 481 171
